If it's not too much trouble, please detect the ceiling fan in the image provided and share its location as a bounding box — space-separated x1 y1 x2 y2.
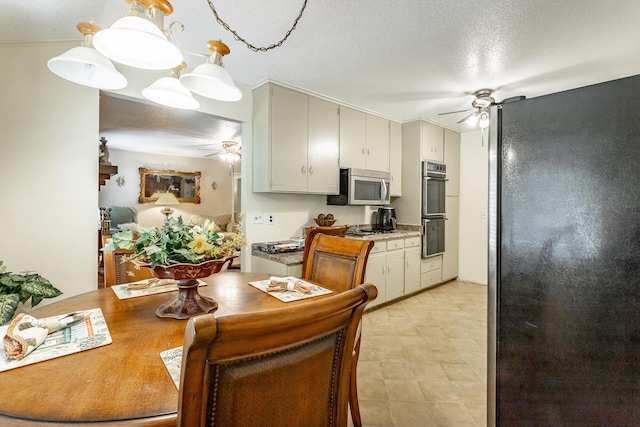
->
200 141 242 162
438 89 496 128
438 89 527 129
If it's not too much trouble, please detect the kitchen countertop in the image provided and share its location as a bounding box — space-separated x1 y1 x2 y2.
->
251 227 422 266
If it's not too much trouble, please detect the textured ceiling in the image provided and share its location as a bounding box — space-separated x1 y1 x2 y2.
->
2 0 639 156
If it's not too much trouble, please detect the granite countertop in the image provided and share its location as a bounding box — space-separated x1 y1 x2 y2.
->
251 226 422 266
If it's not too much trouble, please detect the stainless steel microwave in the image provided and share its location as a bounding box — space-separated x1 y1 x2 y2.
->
327 168 390 206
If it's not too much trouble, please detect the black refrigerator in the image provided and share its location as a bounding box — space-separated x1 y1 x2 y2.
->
488 74 640 425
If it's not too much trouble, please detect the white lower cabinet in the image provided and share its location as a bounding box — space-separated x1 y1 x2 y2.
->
365 246 387 308
421 254 442 290
365 238 405 308
366 237 428 308
404 247 422 295
251 256 303 278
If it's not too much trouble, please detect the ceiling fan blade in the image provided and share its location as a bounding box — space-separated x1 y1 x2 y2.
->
457 112 477 124
438 108 472 116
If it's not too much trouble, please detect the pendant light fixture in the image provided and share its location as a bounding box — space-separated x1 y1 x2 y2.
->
92 0 183 70
47 22 127 89
142 62 199 110
49 1 311 107
180 41 242 102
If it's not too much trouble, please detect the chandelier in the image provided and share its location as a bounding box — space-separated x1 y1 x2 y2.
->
47 0 242 109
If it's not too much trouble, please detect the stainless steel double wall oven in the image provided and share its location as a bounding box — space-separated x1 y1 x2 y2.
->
422 161 447 257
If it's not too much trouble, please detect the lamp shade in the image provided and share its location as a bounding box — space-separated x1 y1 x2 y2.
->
47 46 128 89
180 62 242 102
155 192 180 205
142 76 199 110
93 15 183 70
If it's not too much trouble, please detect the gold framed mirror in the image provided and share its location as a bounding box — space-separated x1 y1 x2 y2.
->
139 168 201 204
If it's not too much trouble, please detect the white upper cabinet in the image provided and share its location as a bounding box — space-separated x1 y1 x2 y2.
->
338 106 366 169
444 128 460 196
271 84 308 192
422 121 444 162
339 106 390 172
389 120 402 196
308 96 340 194
253 83 339 194
365 114 390 173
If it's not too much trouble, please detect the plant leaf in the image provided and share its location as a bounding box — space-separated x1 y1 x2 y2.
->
21 280 63 302
0 294 20 325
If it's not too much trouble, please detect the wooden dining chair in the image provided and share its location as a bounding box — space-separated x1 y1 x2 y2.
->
302 233 375 427
301 225 350 273
101 235 153 287
177 283 378 427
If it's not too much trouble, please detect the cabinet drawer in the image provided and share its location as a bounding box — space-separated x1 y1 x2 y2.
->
404 236 421 248
421 254 442 273
421 269 442 289
386 239 404 251
370 240 386 254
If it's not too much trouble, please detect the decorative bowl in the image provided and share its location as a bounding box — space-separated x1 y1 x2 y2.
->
314 218 337 227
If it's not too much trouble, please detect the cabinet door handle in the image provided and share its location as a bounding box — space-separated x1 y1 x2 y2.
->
301 166 306 174
367 148 371 155
309 166 313 175
361 148 365 154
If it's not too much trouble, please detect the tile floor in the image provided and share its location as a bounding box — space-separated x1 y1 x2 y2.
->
352 280 488 427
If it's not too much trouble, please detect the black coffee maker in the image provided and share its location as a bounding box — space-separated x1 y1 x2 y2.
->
375 207 397 231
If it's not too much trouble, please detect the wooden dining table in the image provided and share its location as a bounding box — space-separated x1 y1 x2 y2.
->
0 271 327 426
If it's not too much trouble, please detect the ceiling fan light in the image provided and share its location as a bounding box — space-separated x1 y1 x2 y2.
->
93 16 182 70
142 76 199 110
479 111 490 128
466 112 479 127
47 46 127 89
180 62 242 102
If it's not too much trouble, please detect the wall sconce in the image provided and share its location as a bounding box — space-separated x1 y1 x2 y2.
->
116 176 126 187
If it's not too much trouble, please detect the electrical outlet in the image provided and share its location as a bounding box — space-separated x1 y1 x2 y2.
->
266 213 275 225
253 213 264 224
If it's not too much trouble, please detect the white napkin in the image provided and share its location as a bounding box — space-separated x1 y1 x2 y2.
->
3 312 84 360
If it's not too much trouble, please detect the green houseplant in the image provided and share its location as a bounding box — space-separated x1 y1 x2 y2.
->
104 216 246 268
0 261 63 325
104 216 246 319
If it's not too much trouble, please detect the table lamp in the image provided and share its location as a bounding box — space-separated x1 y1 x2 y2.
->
152 191 180 220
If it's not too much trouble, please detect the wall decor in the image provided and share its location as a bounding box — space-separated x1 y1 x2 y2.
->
139 168 201 204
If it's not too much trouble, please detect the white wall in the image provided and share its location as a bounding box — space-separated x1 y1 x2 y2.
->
458 130 489 285
0 41 253 304
0 42 98 302
99 149 234 229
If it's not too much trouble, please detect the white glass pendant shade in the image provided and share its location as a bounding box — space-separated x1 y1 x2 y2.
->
180 62 242 102
466 112 479 127
93 16 182 70
47 46 127 89
142 76 199 110
479 111 490 129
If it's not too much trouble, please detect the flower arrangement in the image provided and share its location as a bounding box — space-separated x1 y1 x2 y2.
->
104 216 246 269
0 261 62 325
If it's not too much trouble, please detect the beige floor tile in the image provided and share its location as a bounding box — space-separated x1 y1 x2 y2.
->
384 379 425 402
356 280 488 427
418 380 463 404
440 363 481 382
410 362 449 382
388 401 438 427
426 403 478 427
466 404 488 427
359 378 389 401
380 361 415 380
359 400 395 427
